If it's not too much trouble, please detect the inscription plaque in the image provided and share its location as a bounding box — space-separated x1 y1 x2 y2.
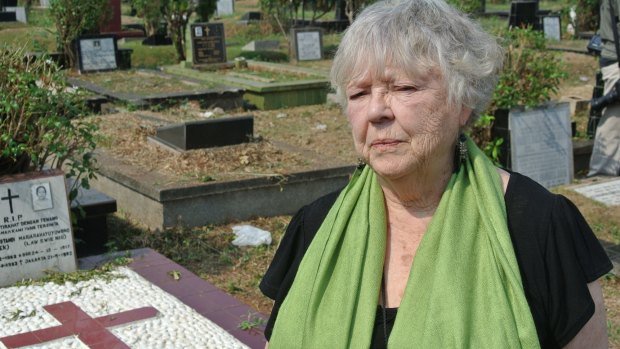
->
77 35 118 73
509 103 573 188
573 179 620 206
291 28 323 61
191 23 227 65
0 170 76 287
543 15 561 41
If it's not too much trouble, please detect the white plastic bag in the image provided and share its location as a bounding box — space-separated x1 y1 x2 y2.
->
231 225 272 247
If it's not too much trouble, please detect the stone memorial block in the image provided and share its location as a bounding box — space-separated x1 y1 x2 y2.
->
543 15 561 41
0 170 76 287
0 11 16 22
239 11 262 23
39 0 50 7
572 178 620 206
509 103 573 188
242 40 280 52
100 0 122 33
190 23 227 65
151 115 254 151
216 0 234 16
290 28 323 62
4 7 26 23
77 35 118 73
509 1 539 29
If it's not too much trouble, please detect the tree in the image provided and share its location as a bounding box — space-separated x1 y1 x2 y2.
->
130 0 163 37
160 0 216 62
49 0 110 69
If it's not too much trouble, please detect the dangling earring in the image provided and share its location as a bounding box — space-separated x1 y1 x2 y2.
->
357 158 366 169
458 134 468 164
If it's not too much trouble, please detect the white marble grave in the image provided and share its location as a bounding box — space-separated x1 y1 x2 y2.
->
572 178 620 206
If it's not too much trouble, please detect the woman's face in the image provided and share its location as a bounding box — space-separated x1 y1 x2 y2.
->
345 66 471 180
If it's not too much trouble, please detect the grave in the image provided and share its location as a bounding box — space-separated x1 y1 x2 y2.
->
67 69 244 110
572 178 620 206
492 103 573 188
164 60 329 110
76 35 119 73
150 115 254 152
0 170 76 287
70 184 117 257
189 22 227 67
543 15 561 41
2 6 26 23
39 0 50 7
238 11 262 24
242 40 280 52
0 11 15 22
509 1 539 29
216 0 234 16
290 28 324 62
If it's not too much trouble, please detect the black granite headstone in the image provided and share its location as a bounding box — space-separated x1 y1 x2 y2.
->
509 1 539 29
190 23 227 65
241 11 262 21
2 0 18 6
154 115 254 151
0 12 16 22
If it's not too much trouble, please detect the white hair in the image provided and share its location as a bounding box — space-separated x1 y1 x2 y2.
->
330 0 504 124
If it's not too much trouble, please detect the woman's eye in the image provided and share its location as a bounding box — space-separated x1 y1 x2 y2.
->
348 91 367 100
394 85 418 92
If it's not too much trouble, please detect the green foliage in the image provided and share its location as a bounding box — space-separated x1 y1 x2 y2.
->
238 312 266 331
469 113 503 164
576 0 599 32
0 45 98 202
130 0 163 37
237 50 288 62
447 0 484 14
49 0 110 68
492 27 567 110
195 0 217 22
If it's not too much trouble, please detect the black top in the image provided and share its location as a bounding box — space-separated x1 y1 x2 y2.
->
259 172 613 348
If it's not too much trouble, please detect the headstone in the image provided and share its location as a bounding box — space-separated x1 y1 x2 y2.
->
290 28 323 62
572 178 620 206
39 0 50 7
151 115 254 151
190 23 227 65
76 35 118 73
1 0 17 6
216 0 234 16
240 11 262 22
0 170 77 287
4 7 26 23
509 103 573 188
242 40 279 52
509 1 539 29
543 15 561 41
100 0 122 34
0 11 15 22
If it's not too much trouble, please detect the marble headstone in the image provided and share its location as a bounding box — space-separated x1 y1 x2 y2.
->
216 0 234 16
0 170 76 287
543 16 561 41
77 35 118 73
572 178 620 206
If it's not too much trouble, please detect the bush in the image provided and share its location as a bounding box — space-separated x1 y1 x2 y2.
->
238 50 288 62
0 45 98 201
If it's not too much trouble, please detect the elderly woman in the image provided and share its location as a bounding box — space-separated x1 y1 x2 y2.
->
260 0 613 347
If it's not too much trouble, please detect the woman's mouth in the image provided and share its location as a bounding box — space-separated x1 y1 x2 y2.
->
371 139 402 150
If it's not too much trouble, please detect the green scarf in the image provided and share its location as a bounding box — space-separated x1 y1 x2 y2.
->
269 137 540 348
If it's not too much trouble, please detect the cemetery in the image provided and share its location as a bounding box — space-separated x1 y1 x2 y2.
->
0 0 620 347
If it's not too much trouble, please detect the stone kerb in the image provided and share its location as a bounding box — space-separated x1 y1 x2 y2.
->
90 151 354 230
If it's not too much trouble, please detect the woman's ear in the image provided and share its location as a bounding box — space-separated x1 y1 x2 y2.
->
459 106 473 127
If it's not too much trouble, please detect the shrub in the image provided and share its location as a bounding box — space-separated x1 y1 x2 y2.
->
0 45 98 201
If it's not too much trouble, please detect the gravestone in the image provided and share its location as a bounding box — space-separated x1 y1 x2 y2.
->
1 0 17 6
290 28 323 62
509 103 573 188
3 7 26 23
216 0 234 16
0 11 15 22
39 0 50 7
573 178 620 206
190 22 227 65
509 1 539 29
100 0 122 34
76 35 118 73
150 115 254 151
242 40 279 52
239 11 262 24
543 15 561 41
0 170 77 287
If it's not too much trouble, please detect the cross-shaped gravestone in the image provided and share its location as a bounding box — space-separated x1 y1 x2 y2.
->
0 301 158 348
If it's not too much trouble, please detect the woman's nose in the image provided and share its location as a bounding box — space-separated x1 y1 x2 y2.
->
367 89 394 123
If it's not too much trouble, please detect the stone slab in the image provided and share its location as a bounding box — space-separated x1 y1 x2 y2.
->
76 35 118 73
242 40 280 52
0 170 76 287
3 7 26 23
509 103 573 188
216 0 234 16
290 28 323 61
572 178 620 206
